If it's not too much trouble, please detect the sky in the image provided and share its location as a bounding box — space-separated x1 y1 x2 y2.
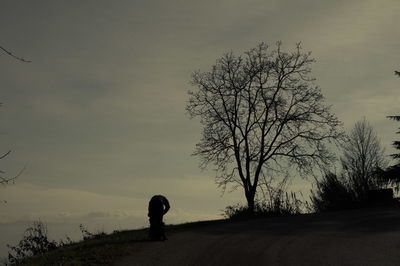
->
1 0 400 259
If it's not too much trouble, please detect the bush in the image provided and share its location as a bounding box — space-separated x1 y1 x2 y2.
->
79 224 106 240
310 173 358 212
223 192 304 219
7 221 58 265
6 222 104 265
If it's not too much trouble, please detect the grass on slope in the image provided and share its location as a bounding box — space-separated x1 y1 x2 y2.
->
18 228 149 266
18 220 227 266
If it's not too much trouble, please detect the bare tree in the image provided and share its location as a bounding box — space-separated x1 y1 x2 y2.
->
186 42 343 212
341 118 387 196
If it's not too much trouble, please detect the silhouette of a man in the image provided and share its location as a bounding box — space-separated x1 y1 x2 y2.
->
148 195 170 240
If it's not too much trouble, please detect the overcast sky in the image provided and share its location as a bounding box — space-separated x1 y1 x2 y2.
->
1 0 400 258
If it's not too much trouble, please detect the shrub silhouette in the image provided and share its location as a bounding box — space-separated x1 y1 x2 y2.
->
79 223 106 240
310 173 358 212
6 222 104 265
224 192 304 219
7 221 57 265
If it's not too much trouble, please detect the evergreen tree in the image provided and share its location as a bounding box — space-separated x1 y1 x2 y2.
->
387 71 400 160
384 71 400 190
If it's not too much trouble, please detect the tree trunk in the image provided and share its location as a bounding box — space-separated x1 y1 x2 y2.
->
246 190 256 214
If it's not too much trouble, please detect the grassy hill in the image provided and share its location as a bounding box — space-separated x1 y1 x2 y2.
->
17 206 400 265
15 220 227 266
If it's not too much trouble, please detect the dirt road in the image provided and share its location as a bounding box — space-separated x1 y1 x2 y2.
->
114 207 400 265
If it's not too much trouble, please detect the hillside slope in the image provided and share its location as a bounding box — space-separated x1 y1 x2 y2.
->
114 207 400 266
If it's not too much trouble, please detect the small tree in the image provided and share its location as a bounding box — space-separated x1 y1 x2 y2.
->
341 118 387 198
187 42 343 212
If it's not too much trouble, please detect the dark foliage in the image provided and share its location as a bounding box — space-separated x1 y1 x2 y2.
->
223 192 305 219
79 224 106 241
8 227 149 266
6 222 106 265
387 71 400 159
7 221 58 265
387 116 400 160
310 173 358 212
382 165 400 192
381 71 400 189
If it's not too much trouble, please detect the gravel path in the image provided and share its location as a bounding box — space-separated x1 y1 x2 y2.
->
113 207 400 266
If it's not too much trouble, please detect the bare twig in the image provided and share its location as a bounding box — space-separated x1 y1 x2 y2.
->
0 164 26 186
0 150 11 160
0 45 31 62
